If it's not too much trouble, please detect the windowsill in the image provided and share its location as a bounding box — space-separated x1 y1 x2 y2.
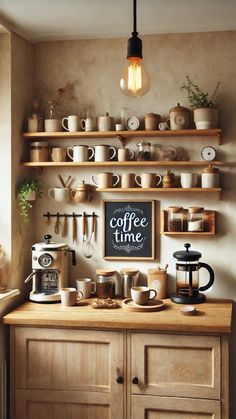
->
0 289 20 303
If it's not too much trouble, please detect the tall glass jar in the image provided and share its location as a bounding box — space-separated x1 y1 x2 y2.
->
30 141 50 162
187 207 204 232
135 141 151 161
96 269 116 298
167 207 184 232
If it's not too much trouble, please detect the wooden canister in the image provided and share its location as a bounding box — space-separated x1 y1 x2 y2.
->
147 268 167 299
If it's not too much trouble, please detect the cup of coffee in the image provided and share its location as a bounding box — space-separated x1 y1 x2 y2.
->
67 145 95 162
180 173 198 188
135 173 162 188
131 286 157 305
62 115 79 132
76 278 96 299
60 287 83 306
48 187 70 202
51 147 67 162
118 148 135 162
121 173 135 188
92 172 120 188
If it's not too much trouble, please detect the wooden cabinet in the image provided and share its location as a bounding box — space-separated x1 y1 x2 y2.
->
12 327 125 419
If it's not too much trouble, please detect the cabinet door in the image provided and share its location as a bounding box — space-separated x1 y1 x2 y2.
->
130 333 221 399
15 389 121 419
13 327 125 419
131 395 221 419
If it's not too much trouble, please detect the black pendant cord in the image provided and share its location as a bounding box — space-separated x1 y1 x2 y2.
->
132 0 138 37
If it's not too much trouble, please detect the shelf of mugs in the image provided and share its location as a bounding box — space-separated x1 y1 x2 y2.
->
22 128 223 144
21 160 226 168
161 209 216 235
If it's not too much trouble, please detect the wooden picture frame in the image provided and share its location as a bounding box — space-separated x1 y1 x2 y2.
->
103 200 155 260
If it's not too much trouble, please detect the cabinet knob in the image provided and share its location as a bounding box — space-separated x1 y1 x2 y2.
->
116 376 124 384
132 376 139 385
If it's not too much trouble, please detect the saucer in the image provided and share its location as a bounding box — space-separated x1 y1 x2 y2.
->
122 298 165 312
180 305 196 316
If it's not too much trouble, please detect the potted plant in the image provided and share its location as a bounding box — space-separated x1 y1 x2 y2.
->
17 179 43 223
181 75 220 129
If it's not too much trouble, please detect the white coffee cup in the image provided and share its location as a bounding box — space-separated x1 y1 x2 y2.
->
81 117 96 132
76 278 96 299
48 187 70 202
60 287 83 306
45 119 62 132
131 286 157 305
180 173 198 188
94 145 117 162
118 148 135 162
158 121 169 131
135 173 162 188
92 172 120 188
62 115 79 132
67 145 95 162
121 173 135 188
115 123 125 131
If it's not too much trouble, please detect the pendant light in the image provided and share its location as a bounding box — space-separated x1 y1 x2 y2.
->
120 0 150 98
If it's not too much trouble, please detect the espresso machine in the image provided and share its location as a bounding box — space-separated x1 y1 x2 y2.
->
25 235 76 303
170 243 214 304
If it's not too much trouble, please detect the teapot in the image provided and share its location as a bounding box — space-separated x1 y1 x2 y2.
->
70 181 93 203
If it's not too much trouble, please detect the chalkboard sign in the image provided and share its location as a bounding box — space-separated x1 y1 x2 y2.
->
103 200 155 260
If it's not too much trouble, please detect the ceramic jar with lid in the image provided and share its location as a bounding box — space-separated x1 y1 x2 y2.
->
96 269 116 298
169 103 190 130
187 207 205 232
144 113 161 130
201 165 220 188
70 181 93 203
30 142 50 162
167 207 184 232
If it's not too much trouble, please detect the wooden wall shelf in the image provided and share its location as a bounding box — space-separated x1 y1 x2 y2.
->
21 160 225 168
161 209 216 235
96 187 221 196
22 128 222 144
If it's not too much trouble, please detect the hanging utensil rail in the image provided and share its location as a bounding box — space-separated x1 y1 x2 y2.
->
43 212 98 218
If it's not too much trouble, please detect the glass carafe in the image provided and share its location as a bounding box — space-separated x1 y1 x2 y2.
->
135 141 151 161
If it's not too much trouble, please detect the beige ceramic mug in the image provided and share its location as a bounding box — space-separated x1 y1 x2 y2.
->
121 173 135 188
92 172 120 188
131 286 157 305
135 173 162 188
76 278 96 299
60 287 83 306
118 148 135 162
48 187 70 202
51 147 67 162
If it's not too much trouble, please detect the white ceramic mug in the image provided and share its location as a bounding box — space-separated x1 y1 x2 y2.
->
115 123 125 131
135 173 162 188
158 121 169 131
62 115 79 132
81 117 96 132
117 148 135 162
67 145 95 162
48 187 70 202
45 119 62 132
76 278 96 299
180 173 198 188
131 286 157 305
121 173 135 188
51 147 67 162
92 172 120 188
94 145 117 162
60 287 83 306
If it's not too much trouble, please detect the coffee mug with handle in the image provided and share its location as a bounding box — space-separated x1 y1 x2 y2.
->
92 172 120 188
67 145 95 162
94 145 117 162
60 287 83 306
62 115 79 132
180 173 198 188
118 148 135 162
135 173 162 188
131 286 157 305
48 187 70 202
76 278 96 299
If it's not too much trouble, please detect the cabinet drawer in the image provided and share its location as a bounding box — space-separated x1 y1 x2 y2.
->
14 327 124 395
131 395 221 419
130 333 221 399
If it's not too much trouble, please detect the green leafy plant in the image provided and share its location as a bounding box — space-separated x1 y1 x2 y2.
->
17 179 43 223
181 75 220 108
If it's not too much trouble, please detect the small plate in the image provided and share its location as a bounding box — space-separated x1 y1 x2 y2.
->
180 305 196 316
122 298 165 312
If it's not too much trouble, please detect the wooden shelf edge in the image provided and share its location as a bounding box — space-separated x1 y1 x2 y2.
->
96 188 221 192
161 232 216 235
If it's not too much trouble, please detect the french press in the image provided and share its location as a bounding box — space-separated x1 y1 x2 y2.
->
170 243 214 304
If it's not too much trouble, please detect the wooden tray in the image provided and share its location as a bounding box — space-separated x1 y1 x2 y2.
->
121 298 165 312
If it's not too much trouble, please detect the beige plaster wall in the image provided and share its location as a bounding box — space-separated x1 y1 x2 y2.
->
33 33 236 416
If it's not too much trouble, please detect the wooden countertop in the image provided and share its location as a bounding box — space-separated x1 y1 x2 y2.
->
3 298 233 334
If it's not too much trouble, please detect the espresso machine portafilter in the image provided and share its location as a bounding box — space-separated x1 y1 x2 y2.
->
25 235 76 303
